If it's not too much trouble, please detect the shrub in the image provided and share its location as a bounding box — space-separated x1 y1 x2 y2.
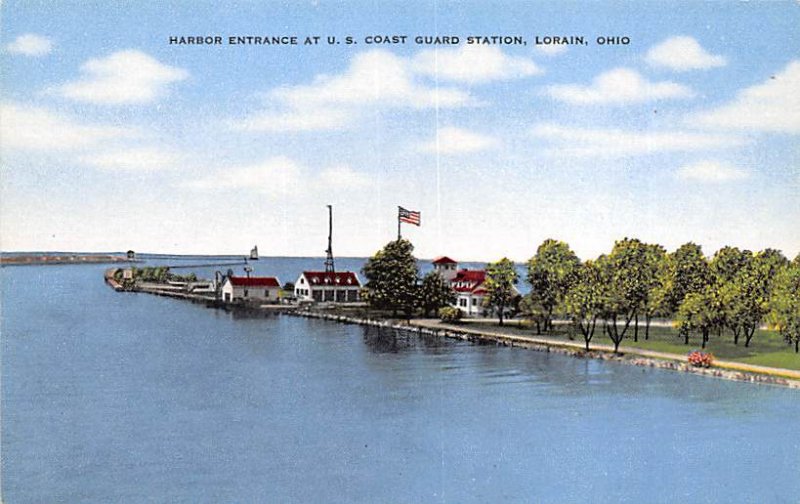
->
688 350 714 368
438 306 462 323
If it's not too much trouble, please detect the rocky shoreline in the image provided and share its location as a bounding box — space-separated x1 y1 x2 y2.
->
291 310 800 390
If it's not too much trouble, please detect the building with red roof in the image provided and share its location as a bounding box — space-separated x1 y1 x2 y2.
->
432 257 519 317
432 256 459 281
220 275 282 303
294 271 362 303
450 267 489 316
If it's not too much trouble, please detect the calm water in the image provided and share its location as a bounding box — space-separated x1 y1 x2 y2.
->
2 259 799 503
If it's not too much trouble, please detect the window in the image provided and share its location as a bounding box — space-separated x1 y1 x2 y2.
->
459 298 467 307
472 298 477 305
264 290 270 297
244 289 249 297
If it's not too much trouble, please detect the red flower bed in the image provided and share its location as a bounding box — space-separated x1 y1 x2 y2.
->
688 350 714 368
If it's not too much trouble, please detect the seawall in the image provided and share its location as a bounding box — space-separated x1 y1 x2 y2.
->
290 310 800 390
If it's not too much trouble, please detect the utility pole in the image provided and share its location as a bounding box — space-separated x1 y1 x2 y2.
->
324 204 335 273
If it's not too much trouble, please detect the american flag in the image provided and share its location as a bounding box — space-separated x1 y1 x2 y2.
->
398 206 421 226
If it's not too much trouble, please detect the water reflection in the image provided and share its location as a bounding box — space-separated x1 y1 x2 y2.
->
355 324 794 417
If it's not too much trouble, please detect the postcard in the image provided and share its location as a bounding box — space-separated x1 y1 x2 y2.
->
2 1 798 503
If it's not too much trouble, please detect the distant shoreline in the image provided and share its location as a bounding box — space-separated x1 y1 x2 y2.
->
0 254 136 267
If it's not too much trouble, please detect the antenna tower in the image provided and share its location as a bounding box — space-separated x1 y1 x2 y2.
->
324 204 335 273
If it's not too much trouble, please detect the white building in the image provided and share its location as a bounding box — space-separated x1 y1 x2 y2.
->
295 271 361 303
434 256 489 316
451 269 489 316
220 275 281 303
433 256 519 317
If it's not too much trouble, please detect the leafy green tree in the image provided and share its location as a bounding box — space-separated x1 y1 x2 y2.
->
596 240 651 353
711 247 753 344
563 260 604 351
660 242 712 316
642 243 668 340
483 257 519 326
362 239 419 317
723 249 790 347
609 238 651 342
769 262 800 353
526 239 581 333
676 287 723 348
710 246 752 284
418 271 456 317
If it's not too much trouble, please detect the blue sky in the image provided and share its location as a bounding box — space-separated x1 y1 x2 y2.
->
2 1 798 261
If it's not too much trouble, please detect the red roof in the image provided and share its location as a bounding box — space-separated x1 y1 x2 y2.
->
453 270 486 282
302 271 361 287
228 276 280 287
432 256 457 264
452 269 486 293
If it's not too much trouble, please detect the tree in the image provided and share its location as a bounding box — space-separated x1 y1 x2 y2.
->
608 238 651 342
526 239 581 333
418 271 456 317
483 257 519 326
724 249 790 347
710 247 753 344
362 239 419 317
710 246 752 284
676 287 723 348
592 239 654 352
769 261 800 353
642 243 668 340
659 242 712 316
563 260 604 351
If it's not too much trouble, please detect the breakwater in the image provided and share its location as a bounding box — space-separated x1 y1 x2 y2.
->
105 275 800 389
290 310 800 389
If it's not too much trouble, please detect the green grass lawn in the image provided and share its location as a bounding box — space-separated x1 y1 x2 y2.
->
466 320 800 371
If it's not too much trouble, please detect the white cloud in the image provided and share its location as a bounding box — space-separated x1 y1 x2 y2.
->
691 60 800 134
273 50 471 110
536 44 568 57
231 107 350 133
319 165 370 189
530 123 746 157
675 160 749 182
1 102 181 175
184 156 370 197
421 126 500 155
412 45 542 84
58 50 188 104
5 33 52 56
646 36 726 71
0 102 133 150
546 67 694 105
79 147 184 172
236 49 478 133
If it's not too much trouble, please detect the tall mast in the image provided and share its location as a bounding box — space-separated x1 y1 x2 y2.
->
324 204 335 273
